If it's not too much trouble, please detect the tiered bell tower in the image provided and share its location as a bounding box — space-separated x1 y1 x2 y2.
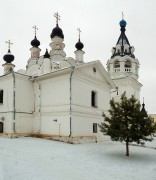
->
107 16 142 101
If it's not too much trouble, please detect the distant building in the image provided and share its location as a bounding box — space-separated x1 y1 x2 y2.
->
0 14 142 142
149 114 156 124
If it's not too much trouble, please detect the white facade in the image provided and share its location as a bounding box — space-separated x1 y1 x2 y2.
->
0 61 114 139
0 17 142 142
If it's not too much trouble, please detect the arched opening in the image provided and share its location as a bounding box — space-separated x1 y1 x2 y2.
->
114 60 120 72
0 122 3 133
125 60 131 72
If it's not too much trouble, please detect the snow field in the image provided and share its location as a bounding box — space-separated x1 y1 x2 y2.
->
0 137 155 180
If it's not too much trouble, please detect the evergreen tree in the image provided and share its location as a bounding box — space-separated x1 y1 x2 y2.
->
99 92 156 156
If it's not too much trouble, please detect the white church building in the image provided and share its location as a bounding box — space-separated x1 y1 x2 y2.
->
0 14 142 142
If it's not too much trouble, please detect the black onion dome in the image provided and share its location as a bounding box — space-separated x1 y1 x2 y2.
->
31 35 40 47
3 49 14 63
141 101 148 117
50 24 64 39
44 49 50 59
75 38 84 50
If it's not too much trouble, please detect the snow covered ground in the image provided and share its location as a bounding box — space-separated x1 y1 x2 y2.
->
0 137 156 180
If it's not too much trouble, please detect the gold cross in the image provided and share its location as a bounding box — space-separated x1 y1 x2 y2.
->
33 25 38 35
5 40 13 50
122 12 124 20
77 28 81 39
54 12 60 24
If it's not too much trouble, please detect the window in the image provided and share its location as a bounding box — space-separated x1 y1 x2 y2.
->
114 60 120 68
0 90 3 104
93 123 97 133
91 91 97 107
0 122 3 133
125 60 131 68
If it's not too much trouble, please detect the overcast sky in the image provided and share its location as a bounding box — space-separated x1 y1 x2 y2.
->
0 0 156 114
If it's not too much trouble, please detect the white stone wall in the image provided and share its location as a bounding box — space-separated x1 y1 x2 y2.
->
15 74 34 113
71 67 111 137
13 74 34 134
33 74 71 136
0 74 14 133
0 74 14 113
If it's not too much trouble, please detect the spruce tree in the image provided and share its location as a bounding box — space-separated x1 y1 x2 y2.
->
99 92 156 156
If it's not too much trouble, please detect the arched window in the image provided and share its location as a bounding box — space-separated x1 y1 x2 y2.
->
114 60 120 72
125 60 131 68
114 60 120 68
125 60 131 72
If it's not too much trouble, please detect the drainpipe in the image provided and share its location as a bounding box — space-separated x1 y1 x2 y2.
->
69 66 75 137
12 71 16 132
35 80 41 134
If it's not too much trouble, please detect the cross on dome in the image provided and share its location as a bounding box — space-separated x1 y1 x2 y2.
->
33 25 38 36
54 12 60 25
77 28 81 39
122 12 124 20
5 40 13 50
75 28 84 50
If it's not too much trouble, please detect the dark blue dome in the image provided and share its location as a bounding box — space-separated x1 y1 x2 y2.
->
75 39 84 50
119 19 127 26
51 24 64 39
31 36 40 47
3 49 14 63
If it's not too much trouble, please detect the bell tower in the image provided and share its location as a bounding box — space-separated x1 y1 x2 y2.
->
107 16 142 101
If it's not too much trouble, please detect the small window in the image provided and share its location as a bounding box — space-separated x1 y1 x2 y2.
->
93 123 97 133
91 91 97 107
0 90 3 104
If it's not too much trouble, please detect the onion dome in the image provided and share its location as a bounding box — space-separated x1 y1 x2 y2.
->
31 35 40 47
44 49 50 59
119 19 127 33
141 98 148 117
75 38 84 50
50 24 64 39
119 19 127 27
3 49 14 63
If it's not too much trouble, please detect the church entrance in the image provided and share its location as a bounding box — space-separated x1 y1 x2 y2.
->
0 122 3 133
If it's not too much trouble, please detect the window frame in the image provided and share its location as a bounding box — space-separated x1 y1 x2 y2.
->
93 123 98 133
0 90 3 104
91 91 98 108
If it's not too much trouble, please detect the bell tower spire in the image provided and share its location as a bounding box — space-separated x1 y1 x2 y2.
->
107 16 142 101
